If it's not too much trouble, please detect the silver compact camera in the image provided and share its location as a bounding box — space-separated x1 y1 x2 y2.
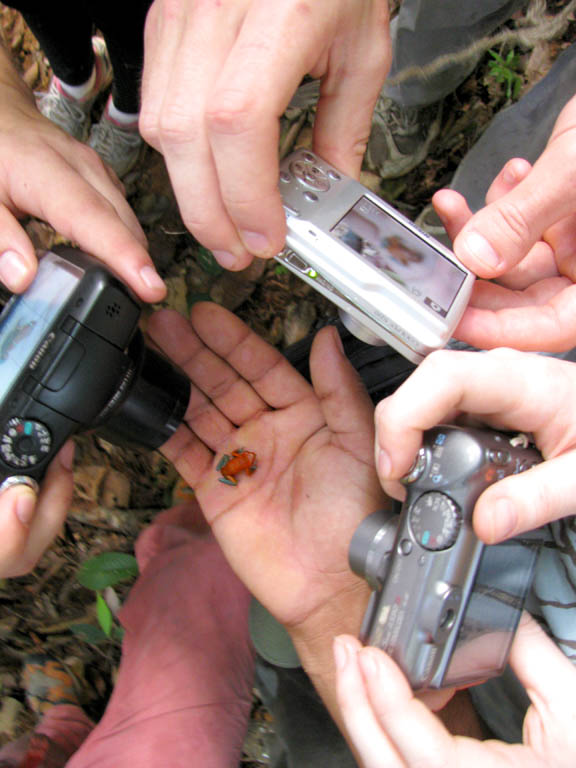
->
276 149 475 364
349 425 545 690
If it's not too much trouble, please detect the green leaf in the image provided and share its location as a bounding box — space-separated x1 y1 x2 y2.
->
194 246 224 276
96 592 113 637
77 552 139 591
70 622 108 645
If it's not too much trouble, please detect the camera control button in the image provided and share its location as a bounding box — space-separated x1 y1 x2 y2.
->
290 160 331 192
60 315 78 335
488 449 511 466
409 492 461 551
402 447 426 485
0 418 52 469
398 539 413 556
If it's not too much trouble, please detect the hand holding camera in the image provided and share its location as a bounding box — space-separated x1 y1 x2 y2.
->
351 425 544 690
277 149 475 363
0 248 190 494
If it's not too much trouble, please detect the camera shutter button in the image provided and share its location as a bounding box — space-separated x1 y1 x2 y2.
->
402 447 427 485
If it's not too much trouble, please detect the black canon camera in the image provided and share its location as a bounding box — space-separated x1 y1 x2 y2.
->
0 248 190 493
350 425 546 690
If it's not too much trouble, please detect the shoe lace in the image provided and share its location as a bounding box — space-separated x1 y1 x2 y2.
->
382 98 421 132
38 82 89 126
90 119 142 176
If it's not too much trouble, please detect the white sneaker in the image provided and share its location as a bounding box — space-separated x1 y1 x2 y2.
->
36 36 113 141
88 97 143 178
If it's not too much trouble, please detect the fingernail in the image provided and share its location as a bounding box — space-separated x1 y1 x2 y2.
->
16 490 37 527
490 498 517 542
58 440 75 471
377 448 392 478
212 250 239 269
460 231 501 270
0 250 29 290
331 326 345 355
359 648 380 678
140 265 166 294
333 637 351 671
240 230 270 256
502 164 518 186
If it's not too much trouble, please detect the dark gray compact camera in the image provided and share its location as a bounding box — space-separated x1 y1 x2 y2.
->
0 248 190 493
349 425 545 690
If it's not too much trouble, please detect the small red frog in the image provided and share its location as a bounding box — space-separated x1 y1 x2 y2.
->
217 448 257 486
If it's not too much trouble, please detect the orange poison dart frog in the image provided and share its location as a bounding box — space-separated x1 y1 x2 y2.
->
217 449 257 486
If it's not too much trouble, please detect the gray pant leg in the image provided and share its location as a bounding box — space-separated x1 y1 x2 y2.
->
255 656 357 768
385 0 526 107
451 42 576 211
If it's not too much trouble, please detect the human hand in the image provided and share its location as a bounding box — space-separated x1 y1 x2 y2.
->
374 347 576 545
0 46 165 301
435 92 576 352
148 301 385 714
0 441 74 578
140 0 390 270
334 612 576 768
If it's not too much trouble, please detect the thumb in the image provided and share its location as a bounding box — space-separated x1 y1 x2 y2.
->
453 137 576 278
509 611 576 760
0 205 38 292
309 326 375 461
473 452 576 544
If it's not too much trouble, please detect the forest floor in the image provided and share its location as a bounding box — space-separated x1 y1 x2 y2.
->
0 1 575 763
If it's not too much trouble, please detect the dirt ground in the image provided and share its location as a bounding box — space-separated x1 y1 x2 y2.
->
0 1 575 764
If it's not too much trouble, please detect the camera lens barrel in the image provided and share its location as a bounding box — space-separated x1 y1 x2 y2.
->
97 332 190 450
349 508 399 590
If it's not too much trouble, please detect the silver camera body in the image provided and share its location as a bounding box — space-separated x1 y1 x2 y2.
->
349 426 545 689
276 149 476 364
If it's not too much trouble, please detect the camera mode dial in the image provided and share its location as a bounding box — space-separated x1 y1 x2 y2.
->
409 491 461 551
0 417 52 469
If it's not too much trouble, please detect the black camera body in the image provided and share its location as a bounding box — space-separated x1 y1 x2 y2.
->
350 425 545 689
0 248 190 490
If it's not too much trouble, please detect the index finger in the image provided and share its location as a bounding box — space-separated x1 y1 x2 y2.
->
207 0 390 256
374 348 572 488
453 127 576 279
10 149 165 303
455 278 576 353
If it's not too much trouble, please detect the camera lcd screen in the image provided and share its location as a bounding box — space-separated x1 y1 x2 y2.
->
0 254 81 402
442 536 541 687
331 197 467 318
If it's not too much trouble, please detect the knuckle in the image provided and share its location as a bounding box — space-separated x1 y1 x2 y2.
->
157 0 188 23
491 199 532 247
138 109 158 143
156 103 200 146
206 89 259 136
419 349 454 377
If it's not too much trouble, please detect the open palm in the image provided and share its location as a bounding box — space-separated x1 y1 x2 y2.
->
148 302 385 632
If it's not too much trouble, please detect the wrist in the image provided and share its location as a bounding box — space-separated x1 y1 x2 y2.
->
287 580 369 724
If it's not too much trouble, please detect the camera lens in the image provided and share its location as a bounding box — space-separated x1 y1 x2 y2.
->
95 331 190 450
338 310 389 347
349 508 399 590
